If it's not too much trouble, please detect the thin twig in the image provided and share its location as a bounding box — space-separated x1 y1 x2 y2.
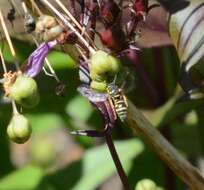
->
127 100 204 190
21 1 29 14
12 100 19 115
44 58 60 82
0 9 19 69
0 10 16 58
41 0 95 55
29 0 43 16
0 48 7 73
53 0 97 49
105 134 132 190
75 44 89 61
0 47 19 115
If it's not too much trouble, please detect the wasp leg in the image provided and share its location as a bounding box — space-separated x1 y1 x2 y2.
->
70 124 114 137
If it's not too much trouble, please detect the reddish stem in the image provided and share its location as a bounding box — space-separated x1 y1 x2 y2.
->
105 134 132 190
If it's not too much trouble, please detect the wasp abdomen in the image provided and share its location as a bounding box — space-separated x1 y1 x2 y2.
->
107 83 128 122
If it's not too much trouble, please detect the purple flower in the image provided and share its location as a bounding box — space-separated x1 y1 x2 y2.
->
78 61 117 128
78 85 117 127
25 40 58 77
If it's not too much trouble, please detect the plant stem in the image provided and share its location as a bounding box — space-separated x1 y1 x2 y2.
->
0 48 7 73
53 0 97 48
105 134 132 190
12 100 19 115
41 0 96 54
127 100 204 190
0 9 19 70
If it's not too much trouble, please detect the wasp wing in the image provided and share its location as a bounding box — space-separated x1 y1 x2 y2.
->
77 85 108 102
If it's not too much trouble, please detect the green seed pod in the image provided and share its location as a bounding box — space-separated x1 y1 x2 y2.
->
7 114 32 144
109 55 121 73
90 50 121 75
135 179 158 190
9 75 40 108
90 71 107 82
90 80 107 92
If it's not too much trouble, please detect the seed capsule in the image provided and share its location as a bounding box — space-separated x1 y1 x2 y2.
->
90 50 121 75
9 75 40 108
90 80 107 92
135 179 158 190
7 114 32 144
35 15 63 41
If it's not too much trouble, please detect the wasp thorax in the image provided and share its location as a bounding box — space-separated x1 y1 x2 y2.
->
7 114 32 144
9 75 40 108
107 83 119 96
35 15 63 41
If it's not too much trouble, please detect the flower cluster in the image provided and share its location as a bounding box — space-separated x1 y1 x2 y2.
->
0 0 190 146
0 0 160 143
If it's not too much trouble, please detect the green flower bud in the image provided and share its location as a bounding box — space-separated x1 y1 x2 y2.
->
7 114 32 144
90 50 121 75
90 80 107 92
135 179 157 190
9 75 40 108
90 71 107 82
108 54 121 73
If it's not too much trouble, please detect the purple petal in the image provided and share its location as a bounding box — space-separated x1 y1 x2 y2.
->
77 85 108 102
25 40 58 77
78 85 117 125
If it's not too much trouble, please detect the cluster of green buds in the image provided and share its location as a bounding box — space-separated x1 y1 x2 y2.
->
135 179 164 190
8 74 39 108
3 72 40 144
7 113 32 144
90 50 121 91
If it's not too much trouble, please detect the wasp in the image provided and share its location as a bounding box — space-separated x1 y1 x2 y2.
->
107 83 128 122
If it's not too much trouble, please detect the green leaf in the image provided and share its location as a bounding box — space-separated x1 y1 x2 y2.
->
171 122 202 155
47 139 144 190
66 95 93 122
46 51 76 70
0 39 75 70
0 166 44 190
135 179 164 190
26 113 65 134
73 139 143 190
158 98 204 127
169 0 204 70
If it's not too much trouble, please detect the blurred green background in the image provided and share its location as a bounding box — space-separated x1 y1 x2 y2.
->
1 0 204 189
1 37 204 190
